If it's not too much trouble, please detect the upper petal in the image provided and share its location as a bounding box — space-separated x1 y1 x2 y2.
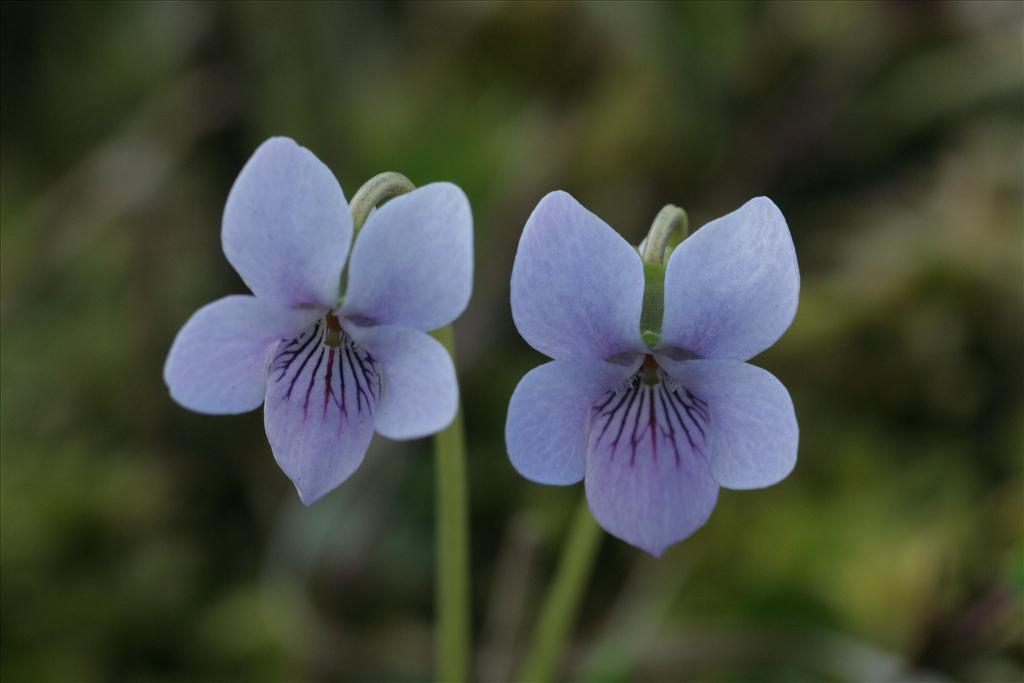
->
264 323 380 504
511 191 646 360
222 137 352 309
346 323 458 440
341 183 473 331
659 357 798 490
660 197 799 361
584 369 719 556
164 295 320 415
506 358 637 486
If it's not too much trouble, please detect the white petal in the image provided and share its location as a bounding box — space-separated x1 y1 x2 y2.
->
511 191 646 360
505 359 636 485
659 357 798 489
660 197 799 360
264 323 379 504
164 295 319 414
222 137 351 309
346 323 458 440
584 370 719 556
342 183 473 331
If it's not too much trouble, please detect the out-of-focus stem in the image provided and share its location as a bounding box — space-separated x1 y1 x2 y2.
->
345 174 471 680
433 325 471 682
517 496 603 683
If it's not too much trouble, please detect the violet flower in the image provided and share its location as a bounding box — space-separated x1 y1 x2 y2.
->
165 138 472 504
506 191 798 556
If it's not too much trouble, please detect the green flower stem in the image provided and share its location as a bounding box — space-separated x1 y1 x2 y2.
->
432 325 471 683
517 496 603 683
639 204 689 348
346 173 471 681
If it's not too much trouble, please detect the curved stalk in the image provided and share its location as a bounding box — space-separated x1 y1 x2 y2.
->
349 171 416 233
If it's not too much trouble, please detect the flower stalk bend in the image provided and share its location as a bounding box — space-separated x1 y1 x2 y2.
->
349 171 417 233
640 204 688 265
340 172 418 306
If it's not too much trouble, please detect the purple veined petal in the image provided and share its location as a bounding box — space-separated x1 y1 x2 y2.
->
658 357 798 490
341 183 473 332
222 137 352 310
660 197 799 361
506 358 639 485
345 323 458 440
164 295 321 415
584 368 720 556
264 322 380 504
511 191 646 361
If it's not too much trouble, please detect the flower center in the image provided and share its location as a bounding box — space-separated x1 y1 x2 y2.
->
641 354 661 386
324 312 343 348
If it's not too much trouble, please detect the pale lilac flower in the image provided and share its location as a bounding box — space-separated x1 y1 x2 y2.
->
165 138 472 504
506 192 798 556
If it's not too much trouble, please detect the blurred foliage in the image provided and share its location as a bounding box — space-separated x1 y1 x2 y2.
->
2 2 1022 682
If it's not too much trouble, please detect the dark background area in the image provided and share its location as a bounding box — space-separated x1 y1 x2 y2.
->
1 2 1022 681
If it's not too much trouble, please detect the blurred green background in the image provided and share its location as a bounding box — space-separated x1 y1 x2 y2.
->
2 2 1022 681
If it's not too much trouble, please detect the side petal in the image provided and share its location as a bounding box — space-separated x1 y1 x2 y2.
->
222 137 352 309
511 191 646 360
505 359 637 486
660 358 798 490
346 323 457 440
341 183 473 331
584 371 720 556
265 323 380 504
660 197 799 361
164 295 319 415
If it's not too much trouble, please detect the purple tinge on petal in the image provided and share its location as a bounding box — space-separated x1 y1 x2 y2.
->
345 323 458 440
342 183 473 332
222 137 352 310
264 321 380 504
164 295 321 415
660 357 798 490
584 369 719 556
511 191 646 361
506 358 638 486
659 197 799 361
